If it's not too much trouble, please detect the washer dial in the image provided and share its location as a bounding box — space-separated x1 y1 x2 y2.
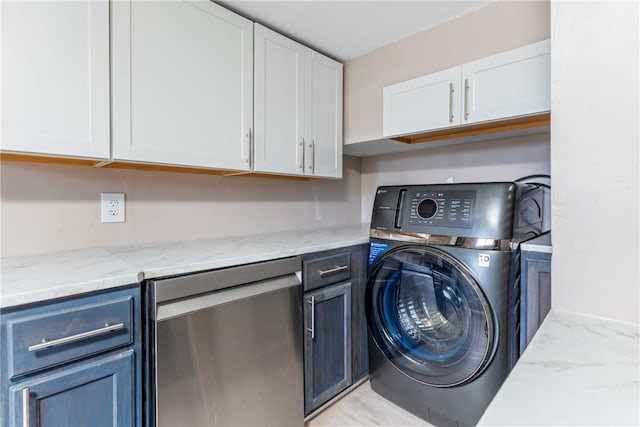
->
417 198 438 219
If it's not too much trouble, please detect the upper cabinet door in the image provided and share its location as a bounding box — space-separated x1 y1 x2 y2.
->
253 24 305 176
1 0 110 159
383 66 462 137
461 39 550 124
305 51 343 179
111 0 253 171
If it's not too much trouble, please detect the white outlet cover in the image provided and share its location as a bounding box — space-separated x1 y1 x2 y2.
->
101 193 126 223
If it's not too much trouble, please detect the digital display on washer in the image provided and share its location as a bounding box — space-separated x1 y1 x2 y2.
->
408 190 476 228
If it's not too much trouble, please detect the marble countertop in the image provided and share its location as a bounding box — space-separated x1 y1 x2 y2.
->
520 232 552 253
108 224 370 280
0 248 143 309
479 309 640 426
0 223 370 309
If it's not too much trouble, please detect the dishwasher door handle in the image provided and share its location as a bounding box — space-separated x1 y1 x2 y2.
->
156 272 301 321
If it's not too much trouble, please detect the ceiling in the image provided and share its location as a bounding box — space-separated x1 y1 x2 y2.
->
218 1 493 62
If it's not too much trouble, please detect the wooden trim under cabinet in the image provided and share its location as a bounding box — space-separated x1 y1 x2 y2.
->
0 152 103 167
0 154 327 181
391 112 550 145
101 162 323 181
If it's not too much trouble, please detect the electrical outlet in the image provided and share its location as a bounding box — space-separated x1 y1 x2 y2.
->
101 193 125 223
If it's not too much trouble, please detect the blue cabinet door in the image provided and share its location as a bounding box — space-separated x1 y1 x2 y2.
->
9 350 135 427
304 281 352 415
520 250 552 353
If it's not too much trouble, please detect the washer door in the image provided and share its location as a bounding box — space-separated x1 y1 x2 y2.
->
366 245 496 387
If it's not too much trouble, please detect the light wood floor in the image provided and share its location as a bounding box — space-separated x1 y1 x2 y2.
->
306 381 433 427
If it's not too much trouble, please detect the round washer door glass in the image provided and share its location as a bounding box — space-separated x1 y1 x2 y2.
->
366 245 496 387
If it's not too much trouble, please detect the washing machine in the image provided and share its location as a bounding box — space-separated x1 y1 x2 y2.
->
366 182 543 427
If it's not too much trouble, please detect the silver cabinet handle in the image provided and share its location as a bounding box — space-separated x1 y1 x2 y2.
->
318 265 349 277
244 128 253 167
449 82 454 123
307 296 315 340
22 388 29 427
464 78 470 121
299 138 304 170
307 140 315 172
28 323 125 352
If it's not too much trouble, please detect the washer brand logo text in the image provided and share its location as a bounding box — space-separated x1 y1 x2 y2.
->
479 253 490 268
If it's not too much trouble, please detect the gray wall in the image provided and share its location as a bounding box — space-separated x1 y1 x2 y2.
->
360 133 551 225
0 156 362 256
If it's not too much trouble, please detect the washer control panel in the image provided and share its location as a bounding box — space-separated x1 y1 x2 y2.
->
409 190 476 228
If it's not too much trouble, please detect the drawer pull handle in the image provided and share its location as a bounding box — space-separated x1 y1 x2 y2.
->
318 265 349 277
27 323 125 352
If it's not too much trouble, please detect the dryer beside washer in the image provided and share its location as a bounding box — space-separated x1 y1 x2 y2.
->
366 182 543 427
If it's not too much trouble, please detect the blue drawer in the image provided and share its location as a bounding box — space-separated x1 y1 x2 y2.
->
303 252 351 292
4 290 135 379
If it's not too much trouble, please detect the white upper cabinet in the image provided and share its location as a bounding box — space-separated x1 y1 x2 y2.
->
304 50 343 178
253 24 305 176
254 24 343 178
2 1 342 178
383 66 461 137
111 0 253 171
1 0 110 159
461 39 550 124
382 39 550 138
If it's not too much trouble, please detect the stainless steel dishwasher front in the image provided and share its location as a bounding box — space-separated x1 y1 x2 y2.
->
149 257 304 427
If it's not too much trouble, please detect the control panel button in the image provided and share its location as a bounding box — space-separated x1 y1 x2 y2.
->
408 189 476 229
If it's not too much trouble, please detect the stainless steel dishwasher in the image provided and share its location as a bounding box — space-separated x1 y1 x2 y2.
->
148 257 304 427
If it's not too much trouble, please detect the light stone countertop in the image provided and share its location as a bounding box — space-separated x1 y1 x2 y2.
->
0 223 370 309
0 248 142 309
520 232 552 253
108 223 370 280
479 309 640 426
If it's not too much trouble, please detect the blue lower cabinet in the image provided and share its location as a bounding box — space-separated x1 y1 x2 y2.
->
519 234 552 354
1 286 142 427
304 281 352 415
302 244 369 417
520 249 552 353
10 350 135 427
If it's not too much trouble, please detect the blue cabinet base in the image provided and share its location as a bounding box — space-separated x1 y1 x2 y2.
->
9 350 135 427
1 286 141 427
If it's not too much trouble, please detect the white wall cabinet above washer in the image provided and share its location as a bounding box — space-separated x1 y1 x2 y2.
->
111 0 254 171
383 66 461 137
1 0 110 159
254 24 343 179
461 39 550 125
382 39 550 138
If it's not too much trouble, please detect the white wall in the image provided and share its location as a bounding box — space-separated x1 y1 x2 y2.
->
361 133 551 224
0 156 362 257
550 1 639 324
